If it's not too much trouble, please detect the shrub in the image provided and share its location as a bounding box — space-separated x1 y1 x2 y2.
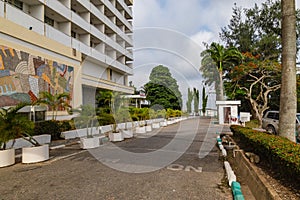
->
35 120 61 140
97 113 115 126
231 125 300 181
58 120 74 132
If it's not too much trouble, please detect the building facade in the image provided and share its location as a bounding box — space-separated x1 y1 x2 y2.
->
0 0 133 109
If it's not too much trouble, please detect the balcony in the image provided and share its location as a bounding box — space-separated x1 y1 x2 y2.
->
5 3 44 35
45 24 71 47
44 0 71 21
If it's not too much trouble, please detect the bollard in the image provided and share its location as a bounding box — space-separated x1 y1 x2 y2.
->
222 148 227 157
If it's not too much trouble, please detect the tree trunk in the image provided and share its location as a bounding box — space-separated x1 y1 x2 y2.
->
278 0 297 142
218 70 224 101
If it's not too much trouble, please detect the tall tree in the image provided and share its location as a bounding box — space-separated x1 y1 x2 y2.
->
186 88 193 113
221 1 282 60
278 0 297 142
200 42 242 100
202 86 208 116
193 88 199 115
144 65 182 110
226 52 281 127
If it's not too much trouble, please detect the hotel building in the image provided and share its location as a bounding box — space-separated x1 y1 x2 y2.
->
0 0 134 110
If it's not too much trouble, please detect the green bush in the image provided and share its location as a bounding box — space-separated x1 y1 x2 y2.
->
231 125 300 181
97 113 115 126
58 120 74 132
35 120 62 140
34 120 74 140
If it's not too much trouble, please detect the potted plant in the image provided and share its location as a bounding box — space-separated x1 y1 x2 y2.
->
109 122 124 142
145 121 152 132
0 103 49 165
73 105 100 149
121 121 133 139
0 104 26 167
115 107 133 139
135 120 145 134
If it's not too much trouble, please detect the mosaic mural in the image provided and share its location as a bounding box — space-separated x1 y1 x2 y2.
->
0 45 74 107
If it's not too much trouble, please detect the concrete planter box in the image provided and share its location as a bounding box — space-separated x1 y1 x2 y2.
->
0 148 15 167
22 144 49 164
109 132 124 142
160 121 167 127
152 123 160 129
121 129 133 139
145 125 152 132
136 126 146 134
80 137 100 149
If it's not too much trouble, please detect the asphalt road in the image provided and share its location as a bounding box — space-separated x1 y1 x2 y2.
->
0 118 232 200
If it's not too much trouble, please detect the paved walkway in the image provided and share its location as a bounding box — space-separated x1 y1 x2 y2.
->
0 118 233 200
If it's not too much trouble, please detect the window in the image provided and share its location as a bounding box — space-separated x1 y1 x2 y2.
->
5 0 23 10
44 16 54 27
109 69 112 80
108 68 113 81
267 112 279 120
71 31 76 38
72 48 77 56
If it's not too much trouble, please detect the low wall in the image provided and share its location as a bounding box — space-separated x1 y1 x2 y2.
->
5 135 51 149
231 150 281 200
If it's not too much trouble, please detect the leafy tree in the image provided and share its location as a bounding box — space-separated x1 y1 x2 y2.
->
200 43 242 100
221 0 300 60
144 65 182 110
220 0 300 60
226 52 281 127
193 88 199 115
37 91 71 120
186 88 193 113
278 0 297 142
202 86 208 116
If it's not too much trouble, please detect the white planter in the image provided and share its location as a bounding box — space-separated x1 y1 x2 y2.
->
160 121 167 127
80 137 100 149
109 132 124 142
121 129 133 139
0 148 15 167
145 125 152 132
152 123 160 129
22 144 49 164
167 120 174 125
136 126 146 134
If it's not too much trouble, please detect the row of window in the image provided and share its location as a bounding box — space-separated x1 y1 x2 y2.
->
5 0 22 10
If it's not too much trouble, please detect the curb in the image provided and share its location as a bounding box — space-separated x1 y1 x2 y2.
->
217 135 245 200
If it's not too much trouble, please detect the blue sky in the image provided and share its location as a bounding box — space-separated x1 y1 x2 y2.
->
130 0 299 110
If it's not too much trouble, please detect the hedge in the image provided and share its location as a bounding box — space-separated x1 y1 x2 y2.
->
230 125 300 181
35 120 75 140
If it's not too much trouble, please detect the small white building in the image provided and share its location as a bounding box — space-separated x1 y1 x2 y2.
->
122 94 150 108
216 100 241 124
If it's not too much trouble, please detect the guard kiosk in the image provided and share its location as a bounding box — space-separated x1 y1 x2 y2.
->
216 100 241 124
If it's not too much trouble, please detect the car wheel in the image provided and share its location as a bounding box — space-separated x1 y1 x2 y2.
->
266 125 276 135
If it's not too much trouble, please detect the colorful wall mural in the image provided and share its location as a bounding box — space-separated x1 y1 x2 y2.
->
0 45 74 107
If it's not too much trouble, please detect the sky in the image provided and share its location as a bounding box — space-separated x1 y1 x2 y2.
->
129 0 299 110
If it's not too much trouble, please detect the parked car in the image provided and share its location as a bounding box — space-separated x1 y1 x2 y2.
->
262 111 300 137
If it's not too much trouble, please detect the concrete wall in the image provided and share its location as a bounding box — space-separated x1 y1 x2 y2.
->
231 150 281 200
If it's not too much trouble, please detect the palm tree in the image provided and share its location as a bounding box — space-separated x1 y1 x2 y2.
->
278 0 297 142
73 104 98 138
37 91 71 120
0 103 37 149
200 42 242 100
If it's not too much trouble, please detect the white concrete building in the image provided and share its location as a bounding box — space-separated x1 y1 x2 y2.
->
0 0 133 109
